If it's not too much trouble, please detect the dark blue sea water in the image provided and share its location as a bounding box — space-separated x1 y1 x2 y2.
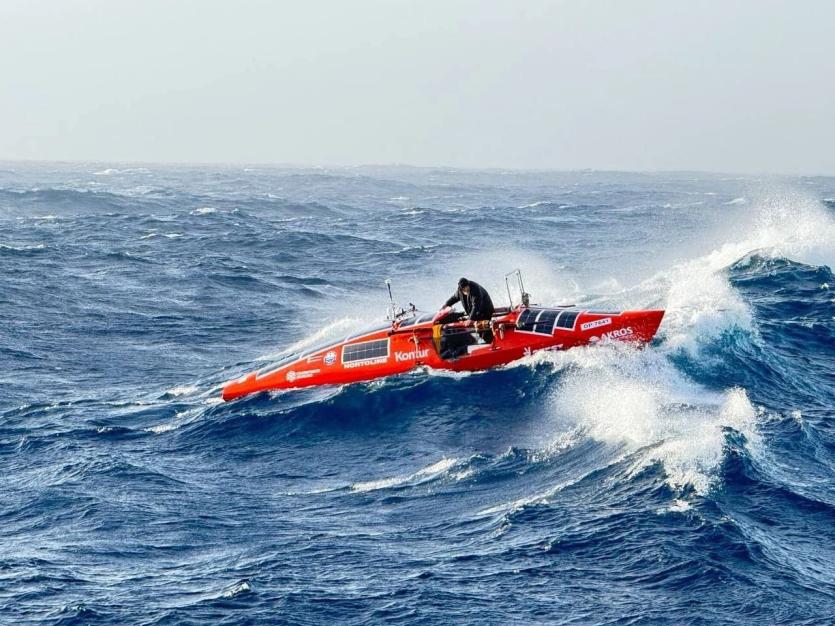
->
1 163 834 625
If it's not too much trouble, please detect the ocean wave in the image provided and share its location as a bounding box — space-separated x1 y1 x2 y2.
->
4 166 834 625
93 167 152 176
0 242 47 253
350 457 460 492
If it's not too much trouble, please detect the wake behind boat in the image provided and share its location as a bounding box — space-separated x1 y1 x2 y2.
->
222 271 664 401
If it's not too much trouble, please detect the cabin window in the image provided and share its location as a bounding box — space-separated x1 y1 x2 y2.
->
342 338 389 363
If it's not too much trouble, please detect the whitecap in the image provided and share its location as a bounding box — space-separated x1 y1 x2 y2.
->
547 342 761 496
221 580 251 598
0 242 46 251
657 499 692 514
350 457 458 492
145 423 178 434
166 385 198 397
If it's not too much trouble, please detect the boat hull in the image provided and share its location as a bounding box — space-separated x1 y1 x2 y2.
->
221 307 664 401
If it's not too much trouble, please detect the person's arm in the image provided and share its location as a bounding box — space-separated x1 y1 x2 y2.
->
443 291 460 308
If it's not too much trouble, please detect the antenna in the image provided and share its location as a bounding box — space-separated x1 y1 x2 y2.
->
385 278 417 321
385 278 397 320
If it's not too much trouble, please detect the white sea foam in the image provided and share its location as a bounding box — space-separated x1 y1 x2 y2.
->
190 207 217 215
140 232 182 240
166 385 198 397
145 422 178 434
350 457 458 492
257 317 362 362
425 367 473 379
501 192 816 494
0 243 46 251
93 167 151 176
484 215 773 498
657 499 692 514
476 472 588 518
538 341 761 495
221 580 251 598
623 189 835 356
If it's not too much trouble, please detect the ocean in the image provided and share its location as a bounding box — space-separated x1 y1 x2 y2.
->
1 163 833 624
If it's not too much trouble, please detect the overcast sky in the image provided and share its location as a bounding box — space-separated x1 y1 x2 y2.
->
1 0 833 174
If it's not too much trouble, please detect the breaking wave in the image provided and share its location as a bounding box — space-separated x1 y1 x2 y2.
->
2 165 833 625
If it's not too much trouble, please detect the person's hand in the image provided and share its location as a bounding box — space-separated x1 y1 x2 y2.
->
432 307 451 323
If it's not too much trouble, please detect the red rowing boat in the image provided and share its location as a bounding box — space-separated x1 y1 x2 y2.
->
222 271 664 401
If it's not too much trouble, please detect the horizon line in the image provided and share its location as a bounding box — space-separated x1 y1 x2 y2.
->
0 157 832 180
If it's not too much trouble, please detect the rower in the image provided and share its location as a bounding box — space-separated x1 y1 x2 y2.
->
442 277 495 343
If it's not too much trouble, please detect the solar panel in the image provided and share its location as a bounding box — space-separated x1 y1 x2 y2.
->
342 338 389 363
535 310 558 334
516 309 558 335
516 308 537 332
555 310 580 330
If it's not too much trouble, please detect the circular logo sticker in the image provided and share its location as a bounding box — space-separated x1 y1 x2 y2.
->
286 370 297 382
324 351 337 366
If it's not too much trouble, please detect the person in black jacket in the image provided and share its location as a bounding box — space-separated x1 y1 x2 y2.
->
442 277 495 344
443 277 495 320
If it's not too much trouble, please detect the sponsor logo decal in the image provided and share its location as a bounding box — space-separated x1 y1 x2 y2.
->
581 317 612 331
324 351 337 366
343 357 388 369
286 369 320 382
601 326 634 340
395 348 429 362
